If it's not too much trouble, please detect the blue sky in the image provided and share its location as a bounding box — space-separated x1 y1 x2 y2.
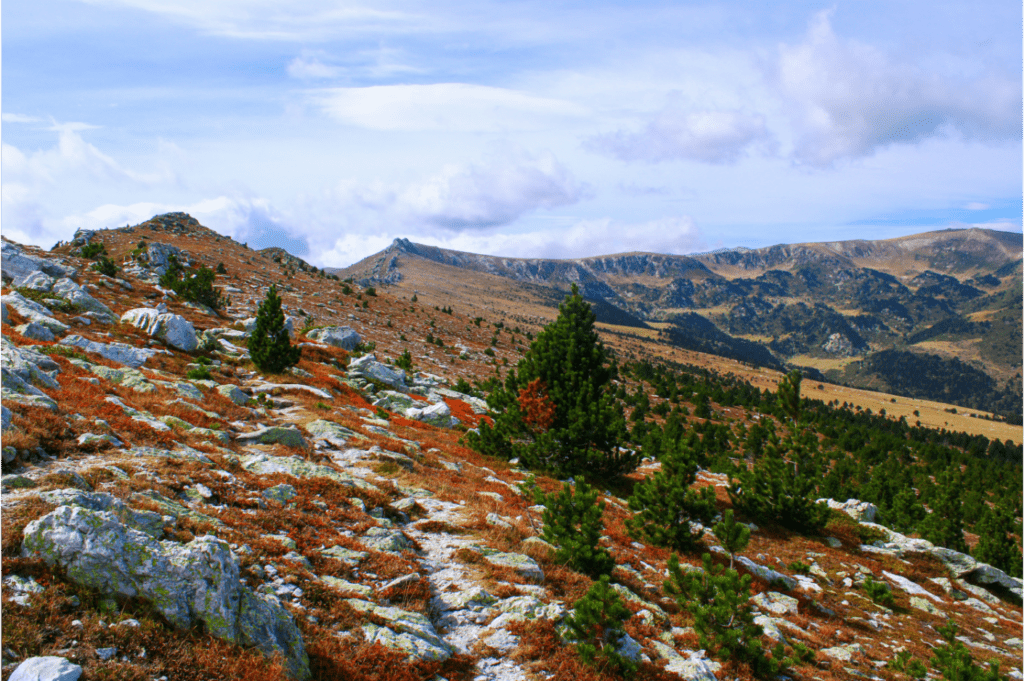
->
2 0 1021 267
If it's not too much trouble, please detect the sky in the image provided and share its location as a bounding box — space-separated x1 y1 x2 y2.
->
2 0 1021 267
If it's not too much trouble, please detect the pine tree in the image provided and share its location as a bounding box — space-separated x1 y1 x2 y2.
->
626 441 717 552
563 575 636 676
919 468 968 553
713 510 750 569
776 369 802 422
664 553 808 677
534 477 615 578
468 284 634 480
727 431 829 533
888 487 928 535
931 621 1008 681
248 284 301 374
973 505 1023 578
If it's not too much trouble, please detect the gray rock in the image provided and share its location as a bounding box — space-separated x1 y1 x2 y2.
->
964 563 1024 604
1 404 11 431
0 292 69 334
819 643 862 662
4 574 45 606
346 599 453 661
736 556 797 590
15 322 56 342
263 484 298 504
39 488 164 537
347 354 407 390
360 527 412 552
752 591 799 616
216 384 249 405
648 643 720 681
17 270 56 292
304 419 354 444
8 656 82 681
51 278 116 321
406 400 456 427
138 242 184 276
76 433 123 447
22 506 309 679
319 545 368 565
121 308 198 352
306 326 360 350
321 576 373 597
60 334 163 368
481 549 544 582
817 497 877 523
94 647 117 661
240 453 377 490
235 425 307 448
2 241 77 284
909 596 942 615
243 316 297 338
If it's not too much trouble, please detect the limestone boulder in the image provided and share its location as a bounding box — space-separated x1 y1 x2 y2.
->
0 292 70 334
347 354 407 390
817 497 878 523
216 383 250 405
22 506 309 679
121 308 198 352
346 599 453 661
60 335 164 368
15 322 56 342
306 326 360 350
235 425 307 448
2 241 77 285
8 656 82 681
52 278 116 321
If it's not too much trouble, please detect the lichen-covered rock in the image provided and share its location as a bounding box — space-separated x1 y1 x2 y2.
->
321 576 373 597
1 338 60 410
319 545 369 565
817 497 878 523
235 425 307 448
263 484 297 504
8 656 82 681
306 326 360 350
405 401 457 428
15 322 56 342
2 241 77 284
52 278 116 321
648 643 720 681
38 489 164 537
347 354 407 390
129 489 223 528
372 391 417 412
121 308 198 352
22 506 309 678
240 453 377 490
820 643 862 662
735 556 797 590
216 383 249 405
60 335 164 368
752 591 799 616
304 419 354 444
360 527 412 552
480 549 544 582
0 292 69 334
346 599 453 661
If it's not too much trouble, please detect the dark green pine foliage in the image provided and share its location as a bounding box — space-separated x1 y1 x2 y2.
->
727 431 829 533
776 369 802 422
713 509 751 569
931 621 1009 681
665 553 808 677
469 284 633 480
563 575 637 676
887 486 928 535
919 468 969 553
626 442 717 552
248 285 301 374
972 505 1023 578
534 478 615 578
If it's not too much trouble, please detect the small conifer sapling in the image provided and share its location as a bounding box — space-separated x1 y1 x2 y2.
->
563 575 637 676
534 477 614 578
248 284 301 374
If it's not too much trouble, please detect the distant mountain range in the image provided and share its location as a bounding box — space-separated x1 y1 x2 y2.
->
334 228 1023 421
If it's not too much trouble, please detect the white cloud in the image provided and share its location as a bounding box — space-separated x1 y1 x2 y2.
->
775 11 1022 167
587 108 772 164
311 83 587 132
81 0 421 41
1 113 43 123
394 151 586 229
287 53 339 80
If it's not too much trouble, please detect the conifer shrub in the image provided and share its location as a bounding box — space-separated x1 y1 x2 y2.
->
919 468 969 553
159 255 225 310
562 575 637 676
887 650 928 679
972 505 1023 577
727 434 829 534
394 350 414 372
248 285 301 374
862 575 895 608
931 621 1008 681
626 441 717 552
531 477 614 578
665 552 812 677
80 241 106 259
713 509 750 569
468 284 634 481
91 256 118 277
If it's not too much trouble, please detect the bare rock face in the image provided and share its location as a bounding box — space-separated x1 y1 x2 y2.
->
21 505 310 679
8 656 83 681
0 292 70 334
121 308 198 352
306 325 361 350
817 497 878 523
347 354 407 390
1 241 77 285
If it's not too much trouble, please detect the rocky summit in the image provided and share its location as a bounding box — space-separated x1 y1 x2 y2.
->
1 215 1021 681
